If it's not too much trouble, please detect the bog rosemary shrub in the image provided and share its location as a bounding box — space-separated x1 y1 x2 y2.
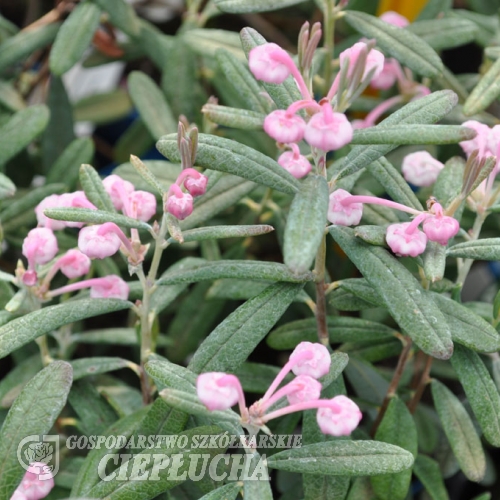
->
0 0 500 499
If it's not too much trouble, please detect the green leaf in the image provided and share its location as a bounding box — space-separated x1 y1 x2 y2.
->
328 226 453 359
344 357 389 406
71 357 137 380
407 18 478 50
0 361 72 499
0 104 49 166
189 282 304 373
354 224 388 246
202 104 265 130
463 56 500 115
413 455 448 500
167 224 274 245
146 358 197 394
371 398 417 500
344 11 443 77
49 2 101 76
449 344 500 447
0 23 60 73
233 362 293 393
431 379 486 482
128 71 177 139
115 159 179 191
44 207 153 231
0 174 15 200
199 482 241 500
0 355 42 408
73 89 133 124
450 10 498 47
423 241 446 283
433 156 465 208
416 0 452 21
267 441 414 476
0 298 131 359
332 91 458 182
183 29 244 61
79 163 116 212
0 81 25 112
157 133 300 195
447 238 500 260
91 0 141 36
214 0 306 13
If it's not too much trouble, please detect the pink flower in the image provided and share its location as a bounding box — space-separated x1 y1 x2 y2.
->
402 151 444 187
459 120 491 157
487 124 500 157
78 224 122 259
263 110 306 144
184 174 208 197
248 43 292 84
90 275 129 300
304 105 353 151
370 59 400 90
289 341 331 379
380 11 409 28
423 215 459 246
22 228 58 269
35 195 67 230
22 270 38 287
128 190 157 221
165 184 194 220
11 462 54 500
327 189 363 226
197 372 241 411
316 395 362 436
278 144 311 179
386 222 427 257
56 249 91 279
339 42 385 81
286 375 322 405
102 175 135 211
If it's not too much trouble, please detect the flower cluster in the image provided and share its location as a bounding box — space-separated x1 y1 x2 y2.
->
10 462 54 500
165 168 208 220
197 342 362 438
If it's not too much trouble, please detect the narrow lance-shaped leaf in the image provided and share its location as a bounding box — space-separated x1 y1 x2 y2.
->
464 55 500 115
413 455 448 500
167 224 274 244
79 164 116 213
214 0 306 14
71 357 138 381
447 238 500 260
91 0 141 36
202 104 265 130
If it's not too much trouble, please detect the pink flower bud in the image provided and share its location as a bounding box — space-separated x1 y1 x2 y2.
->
248 43 292 84
339 42 385 81
90 275 129 300
380 11 409 27
128 190 157 221
487 124 500 157
422 215 459 246
35 195 67 230
278 144 311 179
197 372 240 411
166 184 194 220
184 174 208 197
11 462 55 500
370 59 400 90
327 189 363 226
286 375 322 405
57 249 91 278
60 191 96 228
316 395 362 436
22 270 38 287
102 175 135 211
22 228 58 269
289 341 331 379
263 110 306 144
304 106 353 152
386 222 427 257
459 120 490 158
78 225 122 259
402 151 444 187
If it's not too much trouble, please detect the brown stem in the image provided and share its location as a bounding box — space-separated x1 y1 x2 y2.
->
371 337 412 437
140 366 152 405
410 349 425 389
407 355 433 414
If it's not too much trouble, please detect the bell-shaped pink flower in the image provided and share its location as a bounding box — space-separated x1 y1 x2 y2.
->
286 375 322 405
22 270 38 287
78 224 122 259
304 104 353 152
380 11 409 27
386 222 427 257
278 144 311 179
263 110 306 144
248 43 293 84
184 174 208 197
89 275 129 300
487 124 500 157
22 228 58 269
166 184 194 220
128 190 157 222
423 215 459 246
57 249 91 278
402 151 444 187
327 189 363 226
102 175 135 211
339 42 385 81
316 395 362 436
197 372 241 411
459 120 491 157
289 341 331 379
35 195 67 230
370 59 400 90
11 462 54 500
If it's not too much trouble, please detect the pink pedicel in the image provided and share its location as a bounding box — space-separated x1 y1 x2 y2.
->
177 168 209 197
90 275 129 300
197 372 241 411
328 189 363 226
316 395 363 437
248 43 292 84
289 341 331 379
278 144 312 178
263 110 306 144
339 42 385 81
380 11 409 27
10 462 54 500
57 249 91 279
370 59 401 90
386 222 428 257
304 104 353 152
459 120 491 157
401 151 445 187
285 375 322 405
423 215 460 246
165 184 194 220
22 228 58 270
78 224 122 259
102 174 135 211
127 190 157 221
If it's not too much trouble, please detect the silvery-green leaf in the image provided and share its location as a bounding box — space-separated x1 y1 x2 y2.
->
114 159 179 191
202 104 265 130
167 225 273 245
91 0 140 36
413 455 448 500
73 89 132 125
0 173 15 200
447 239 500 260
416 0 452 21
182 29 244 61
71 357 137 381
79 164 116 212
450 9 498 47
423 241 446 283
463 56 500 115
0 81 25 112
199 483 241 500
354 225 388 246
214 0 306 13
407 18 477 50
